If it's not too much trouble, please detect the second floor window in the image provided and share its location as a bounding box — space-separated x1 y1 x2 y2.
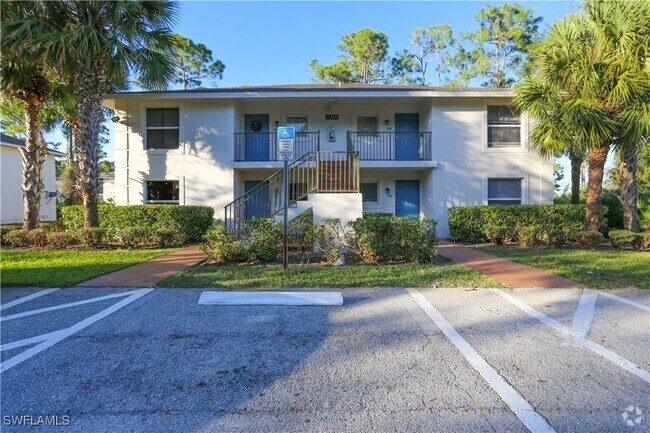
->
357 116 378 136
146 108 179 149
487 106 520 148
286 116 308 134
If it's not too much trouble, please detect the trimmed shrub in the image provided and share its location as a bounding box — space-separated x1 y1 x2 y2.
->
448 205 601 243
608 230 643 250
120 227 153 248
47 231 77 249
288 210 329 263
574 230 604 247
4 229 29 247
61 205 214 243
484 225 515 245
1 225 20 244
541 229 568 247
346 214 438 263
202 218 281 264
79 228 106 248
155 228 181 247
25 229 49 248
516 226 538 247
640 232 650 250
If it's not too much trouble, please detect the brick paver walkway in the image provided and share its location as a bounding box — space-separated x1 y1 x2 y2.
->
77 245 207 287
438 242 586 288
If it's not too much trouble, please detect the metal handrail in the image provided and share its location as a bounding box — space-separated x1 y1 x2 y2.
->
234 131 320 161
347 131 432 161
224 151 359 234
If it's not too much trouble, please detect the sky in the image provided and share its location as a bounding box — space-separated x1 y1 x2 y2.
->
47 0 581 190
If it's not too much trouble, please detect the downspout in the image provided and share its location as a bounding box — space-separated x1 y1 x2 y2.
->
125 100 130 204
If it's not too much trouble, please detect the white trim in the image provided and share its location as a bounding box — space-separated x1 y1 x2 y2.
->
141 104 184 154
144 179 181 204
482 100 528 153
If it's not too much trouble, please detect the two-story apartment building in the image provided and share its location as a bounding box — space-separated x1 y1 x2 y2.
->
104 84 554 237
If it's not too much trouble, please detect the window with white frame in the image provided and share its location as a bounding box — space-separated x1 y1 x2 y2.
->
357 116 378 136
360 182 379 203
488 178 522 205
487 106 520 148
285 116 308 133
146 108 179 149
146 180 179 204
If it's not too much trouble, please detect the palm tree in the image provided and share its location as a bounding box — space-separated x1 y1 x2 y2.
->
5 1 178 228
1 1 52 231
514 0 650 231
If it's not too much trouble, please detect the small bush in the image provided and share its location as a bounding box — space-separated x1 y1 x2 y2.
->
516 226 538 247
61 204 214 244
79 228 106 248
288 210 329 263
608 230 643 250
47 231 77 249
0 225 19 244
120 227 153 248
574 230 604 248
202 218 281 264
25 229 49 248
4 229 29 247
541 229 568 247
640 232 650 250
155 228 181 247
484 225 515 245
346 214 438 263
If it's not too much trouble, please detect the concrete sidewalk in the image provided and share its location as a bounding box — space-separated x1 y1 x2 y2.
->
438 241 586 288
77 245 207 287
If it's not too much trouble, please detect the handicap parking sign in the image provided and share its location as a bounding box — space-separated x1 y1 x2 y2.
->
277 126 295 158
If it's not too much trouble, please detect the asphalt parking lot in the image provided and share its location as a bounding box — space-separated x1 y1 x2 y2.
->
1 286 649 432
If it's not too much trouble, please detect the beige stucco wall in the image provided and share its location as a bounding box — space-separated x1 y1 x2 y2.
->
1 145 58 224
429 98 554 236
113 98 236 214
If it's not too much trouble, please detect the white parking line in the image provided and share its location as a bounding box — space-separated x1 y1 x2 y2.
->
1 289 154 374
0 289 58 311
1 331 58 351
400 288 556 433
491 288 650 384
570 289 599 338
1 291 135 321
597 292 650 313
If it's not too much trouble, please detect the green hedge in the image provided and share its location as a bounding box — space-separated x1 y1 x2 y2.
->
60 205 214 243
448 205 598 243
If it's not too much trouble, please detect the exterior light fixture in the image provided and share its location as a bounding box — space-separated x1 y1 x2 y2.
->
274 121 280 127
385 119 390 126
385 187 391 196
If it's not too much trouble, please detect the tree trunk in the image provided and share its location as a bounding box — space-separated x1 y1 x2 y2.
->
568 149 584 205
618 145 640 232
584 144 610 232
74 66 107 228
21 98 45 231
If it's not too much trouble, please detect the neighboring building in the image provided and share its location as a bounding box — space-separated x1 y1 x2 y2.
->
99 170 115 203
104 84 554 237
0 133 66 225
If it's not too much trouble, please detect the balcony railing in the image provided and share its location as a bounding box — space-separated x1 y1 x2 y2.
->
234 131 320 162
347 131 432 161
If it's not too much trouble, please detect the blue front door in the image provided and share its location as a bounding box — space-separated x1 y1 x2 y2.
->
395 113 420 160
244 180 267 220
244 114 270 161
395 180 420 217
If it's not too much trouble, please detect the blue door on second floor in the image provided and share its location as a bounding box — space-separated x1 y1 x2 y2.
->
244 114 270 161
395 180 420 217
395 113 420 160
244 180 268 220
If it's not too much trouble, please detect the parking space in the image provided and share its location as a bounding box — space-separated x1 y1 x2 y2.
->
1 286 648 432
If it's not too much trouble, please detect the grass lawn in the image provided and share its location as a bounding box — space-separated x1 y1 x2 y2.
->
1 249 175 288
474 246 650 289
160 259 500 288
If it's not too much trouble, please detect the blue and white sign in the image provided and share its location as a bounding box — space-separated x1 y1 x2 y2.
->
277 126 295 157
